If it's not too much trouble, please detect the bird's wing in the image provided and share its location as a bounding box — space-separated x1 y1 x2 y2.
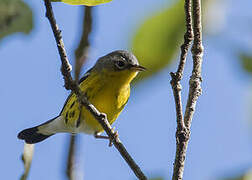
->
58 68 93 128
59 67 93 115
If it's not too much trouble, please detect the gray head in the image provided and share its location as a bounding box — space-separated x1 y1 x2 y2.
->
94 50 146 72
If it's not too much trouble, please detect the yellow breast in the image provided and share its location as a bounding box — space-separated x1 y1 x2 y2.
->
82 81 130 133
60 69 136 134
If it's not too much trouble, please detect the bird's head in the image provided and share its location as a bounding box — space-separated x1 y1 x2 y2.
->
94 50 146 84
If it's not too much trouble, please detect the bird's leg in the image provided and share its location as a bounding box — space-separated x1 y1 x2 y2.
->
94 132 112 147
94 132 109 139
94 128 118 147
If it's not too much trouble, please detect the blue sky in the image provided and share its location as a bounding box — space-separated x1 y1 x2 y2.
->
0 0 251 180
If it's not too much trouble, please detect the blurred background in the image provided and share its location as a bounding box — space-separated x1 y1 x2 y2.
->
0 0 252 179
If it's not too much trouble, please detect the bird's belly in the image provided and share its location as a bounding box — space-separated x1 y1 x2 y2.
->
80 85 129 134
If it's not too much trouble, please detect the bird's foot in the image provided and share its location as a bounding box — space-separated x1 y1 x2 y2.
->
94 128 118 147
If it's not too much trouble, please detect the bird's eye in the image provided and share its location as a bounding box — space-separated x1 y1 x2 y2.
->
116 60 126 69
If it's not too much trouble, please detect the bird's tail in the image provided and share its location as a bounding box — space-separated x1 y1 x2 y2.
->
18 115 65 144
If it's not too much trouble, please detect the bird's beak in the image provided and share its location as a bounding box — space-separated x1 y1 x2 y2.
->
130 64 147 72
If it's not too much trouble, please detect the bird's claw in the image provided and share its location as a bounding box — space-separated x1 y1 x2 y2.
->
94 128 119 147
109 130 119 147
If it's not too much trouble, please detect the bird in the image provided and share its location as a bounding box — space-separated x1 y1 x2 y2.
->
18 50 146 144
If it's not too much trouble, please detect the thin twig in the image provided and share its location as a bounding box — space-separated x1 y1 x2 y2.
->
20 144 34 180
171 0 203 179
175 0 204 176
66 6 93 180
66 135 77 180
170 0 193 179
170 0 193 131
43 1 147 179
184 0 204 129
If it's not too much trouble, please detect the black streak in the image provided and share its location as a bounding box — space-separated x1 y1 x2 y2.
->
76 113 81 128
65 112 69 124
70 101 75 109
70 111 75 118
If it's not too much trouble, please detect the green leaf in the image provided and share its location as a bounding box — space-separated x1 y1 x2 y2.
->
221 169 252 180
0 0 33 42
51 0 112 6
240 54 252 74
131 0 185 81
149 178 164 180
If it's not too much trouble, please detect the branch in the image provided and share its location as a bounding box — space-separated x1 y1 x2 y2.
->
170 0 193 131
20 144 34 180
43 1 147 179
66 135 77 180
171 0 203 179
66 6 93 180
170 0 193 179
184 0 203 129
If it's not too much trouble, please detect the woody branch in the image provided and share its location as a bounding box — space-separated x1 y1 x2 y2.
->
171 0 203 179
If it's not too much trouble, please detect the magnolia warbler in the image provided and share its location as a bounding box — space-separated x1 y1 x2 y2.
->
18 50 146 144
